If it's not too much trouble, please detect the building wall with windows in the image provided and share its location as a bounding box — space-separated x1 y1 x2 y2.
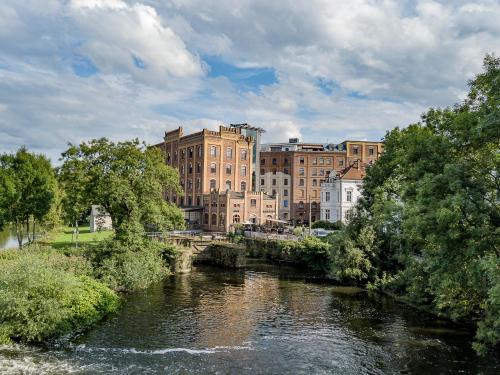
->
259 139 382 223
202 190 278 232
320 164 364 224
157 126 254 208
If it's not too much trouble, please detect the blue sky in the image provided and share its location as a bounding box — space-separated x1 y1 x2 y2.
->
0 0 499 161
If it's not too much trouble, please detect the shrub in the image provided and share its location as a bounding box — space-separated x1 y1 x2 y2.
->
0 251 120 344
88 238 171 292
296 237 331 274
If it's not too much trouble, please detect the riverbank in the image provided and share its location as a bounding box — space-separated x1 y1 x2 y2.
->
0 225 178 346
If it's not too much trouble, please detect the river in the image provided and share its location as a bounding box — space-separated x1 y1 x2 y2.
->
0 262 498 374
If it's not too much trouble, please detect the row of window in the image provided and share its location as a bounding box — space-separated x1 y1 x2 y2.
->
210 163 247 176
352 145 376 156
208 180 247 191
167 145 203 163
261 157 345 167
297 201 319 209
322 208 353 221
167 146 249 163
260 167 335 176
179 179 248 192
323 190 352 202
210 146 248 160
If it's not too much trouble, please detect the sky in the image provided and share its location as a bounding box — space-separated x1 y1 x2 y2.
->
0 0 499 162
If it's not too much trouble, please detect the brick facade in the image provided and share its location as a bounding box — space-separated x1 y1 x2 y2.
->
260 140 383 223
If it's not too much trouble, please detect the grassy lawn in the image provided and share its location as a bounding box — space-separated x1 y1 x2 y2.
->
47 225 113 249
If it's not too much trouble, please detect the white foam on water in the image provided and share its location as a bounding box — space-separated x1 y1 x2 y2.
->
71 343 254 356
0 355 82 375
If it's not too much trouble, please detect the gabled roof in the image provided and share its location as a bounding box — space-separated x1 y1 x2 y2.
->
338 164 365 180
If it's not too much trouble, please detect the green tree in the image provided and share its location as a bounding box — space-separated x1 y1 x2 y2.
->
59 138 184 242
0 148 57 248
337 55 499 354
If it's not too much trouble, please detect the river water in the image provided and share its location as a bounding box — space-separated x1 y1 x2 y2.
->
0 262 498 374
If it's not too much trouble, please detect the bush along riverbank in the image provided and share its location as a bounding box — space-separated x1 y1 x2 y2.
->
0 237 178 345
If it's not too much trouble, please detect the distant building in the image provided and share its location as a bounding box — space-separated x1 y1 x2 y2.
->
89 205 113 232
260 139 383 223
320 162 365 224
202 190 278 232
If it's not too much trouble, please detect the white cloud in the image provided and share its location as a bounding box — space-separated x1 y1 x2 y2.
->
0 0 499 161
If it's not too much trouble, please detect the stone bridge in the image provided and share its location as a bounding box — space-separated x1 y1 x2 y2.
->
156 234 246 273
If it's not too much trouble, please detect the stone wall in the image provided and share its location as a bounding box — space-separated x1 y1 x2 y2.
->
195 243 246 268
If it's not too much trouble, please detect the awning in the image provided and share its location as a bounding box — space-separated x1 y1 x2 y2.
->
264 218 289 223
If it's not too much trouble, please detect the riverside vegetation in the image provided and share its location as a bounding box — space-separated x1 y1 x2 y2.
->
274 55 498 356
234 56 499 356
0 56 498 356
0 139 183 345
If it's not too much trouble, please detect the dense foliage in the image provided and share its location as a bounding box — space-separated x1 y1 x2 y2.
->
245 237 331 273
311 220 344 230
0 148 58 248
87 238 175 292
59 138 184 243
0 247 120 344
330 55 500 354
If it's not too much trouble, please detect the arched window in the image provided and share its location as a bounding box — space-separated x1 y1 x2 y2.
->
210 179 216 190
311 201 317 209
312 179 317 186
225 180 231 190
188 196 192 206
299 201 304 209
241 165 247 177
204 213 209 224
226 164 232 174
180 165 185 174
210 146 217 157
240 181 246 191
188 163 193 174
233 214 240 223
240 149 247 160
187 179 192 190
219 214 225 227
226 147 233 158
210 163 216 173
196 162 201 173
211 213 217 226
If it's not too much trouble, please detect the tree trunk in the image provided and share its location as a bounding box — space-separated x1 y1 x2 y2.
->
25 218 31 244
75 220 79 249
16 220 23 249
32 220 36 244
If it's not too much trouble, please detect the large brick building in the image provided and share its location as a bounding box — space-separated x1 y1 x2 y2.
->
156 125 255 207
155 125 278 231
259 139 383 223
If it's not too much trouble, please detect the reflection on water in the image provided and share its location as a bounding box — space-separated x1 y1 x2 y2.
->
0 263 498 374
0 226 20 250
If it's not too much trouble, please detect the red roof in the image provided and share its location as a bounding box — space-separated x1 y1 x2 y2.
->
338 164 365 180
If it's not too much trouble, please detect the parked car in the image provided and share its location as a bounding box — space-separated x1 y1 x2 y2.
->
312 229 334 237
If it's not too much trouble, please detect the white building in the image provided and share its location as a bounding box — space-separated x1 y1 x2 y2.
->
89 205 113 232
320 164 365 223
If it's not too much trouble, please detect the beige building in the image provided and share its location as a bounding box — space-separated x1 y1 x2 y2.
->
202 190 279 232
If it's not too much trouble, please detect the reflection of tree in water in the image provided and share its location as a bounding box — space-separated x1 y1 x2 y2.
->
327 289 495 374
